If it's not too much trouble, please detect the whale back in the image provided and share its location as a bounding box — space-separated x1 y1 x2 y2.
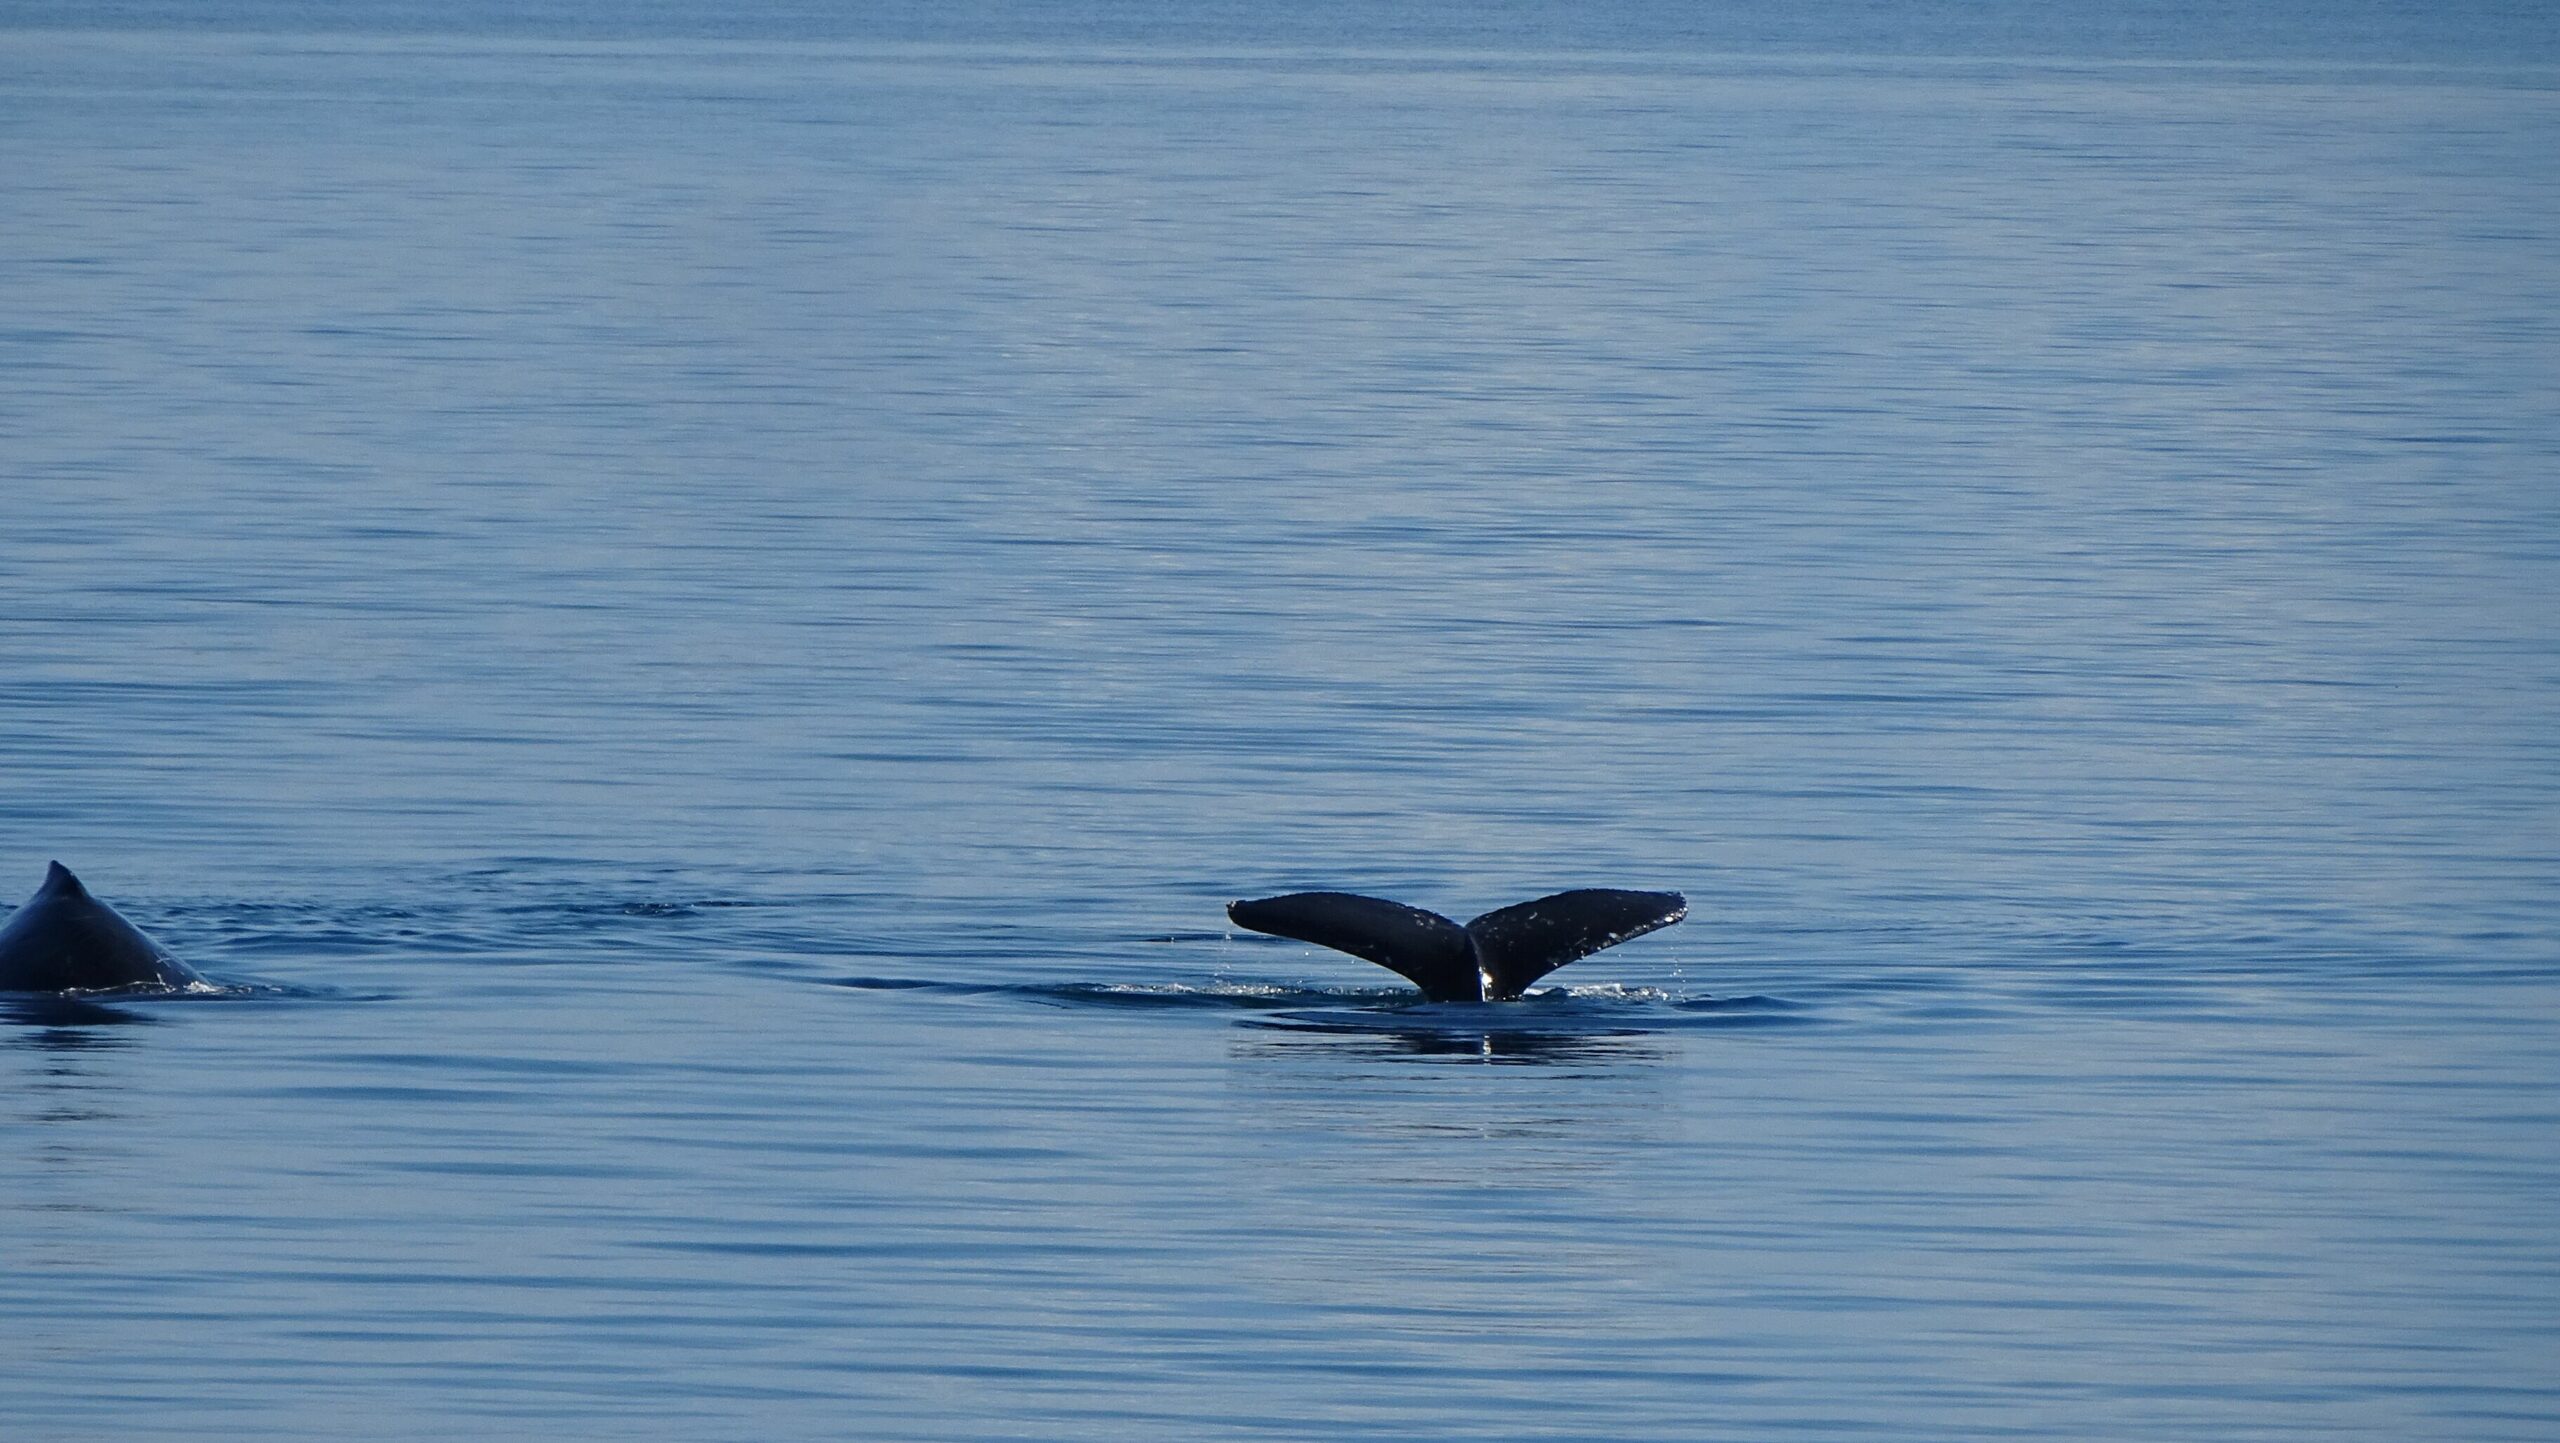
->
0 862 202 993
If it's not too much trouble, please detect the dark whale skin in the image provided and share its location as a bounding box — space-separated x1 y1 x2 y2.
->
1227 888 1686 1001
0 862 204 993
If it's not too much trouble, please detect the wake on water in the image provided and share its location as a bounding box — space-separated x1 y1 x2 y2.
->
825 974 1812 1048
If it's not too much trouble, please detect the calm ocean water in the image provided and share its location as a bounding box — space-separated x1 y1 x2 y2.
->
4 3 2557 1438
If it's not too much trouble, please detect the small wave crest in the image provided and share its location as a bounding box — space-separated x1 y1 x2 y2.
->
827 975 1345 1011
1 978 359 1031
824 973 1810 1037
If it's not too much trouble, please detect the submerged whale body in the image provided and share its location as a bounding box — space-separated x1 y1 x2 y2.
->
0 862 204 993
1227 888 1686 1002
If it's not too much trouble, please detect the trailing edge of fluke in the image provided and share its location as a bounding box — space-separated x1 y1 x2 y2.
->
1226 888 1687 1002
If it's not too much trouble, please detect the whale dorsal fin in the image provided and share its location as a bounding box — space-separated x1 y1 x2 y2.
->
1464 889 1687 999
1226 892 1479 1001
1 861 201 993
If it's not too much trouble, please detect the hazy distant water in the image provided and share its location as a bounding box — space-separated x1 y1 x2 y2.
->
3 4 2557 1439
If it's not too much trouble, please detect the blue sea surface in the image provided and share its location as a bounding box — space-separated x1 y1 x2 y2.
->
3 3 2557 1438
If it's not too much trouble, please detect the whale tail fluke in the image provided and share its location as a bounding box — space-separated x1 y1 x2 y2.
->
1225 892 1478 1001
1465 888 1687 998
1227 887 1686 1001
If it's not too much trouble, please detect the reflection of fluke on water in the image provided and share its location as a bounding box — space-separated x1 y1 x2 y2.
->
1226 889 1687 1002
